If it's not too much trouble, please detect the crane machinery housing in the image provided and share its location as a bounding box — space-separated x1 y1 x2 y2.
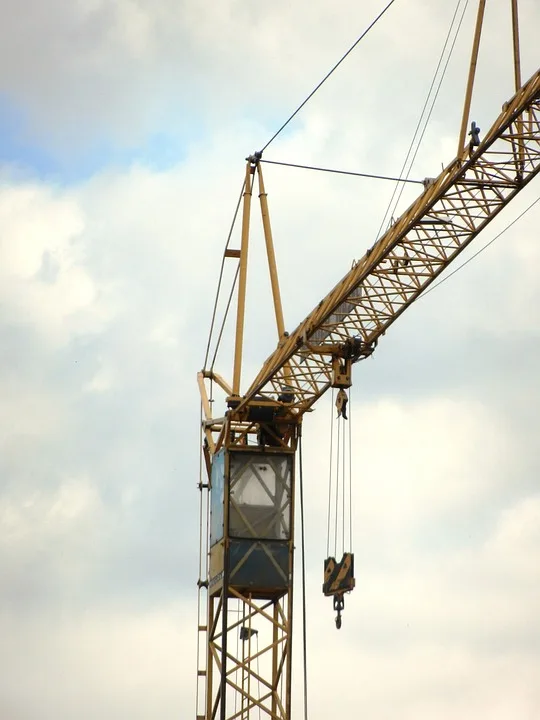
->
196 1 540 717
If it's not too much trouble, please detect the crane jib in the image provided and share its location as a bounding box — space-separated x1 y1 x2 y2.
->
241 69 540 414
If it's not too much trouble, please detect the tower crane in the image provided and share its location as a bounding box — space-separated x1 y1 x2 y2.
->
196 1 540 717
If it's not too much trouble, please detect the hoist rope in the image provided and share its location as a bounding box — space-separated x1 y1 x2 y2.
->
235 609 239 716
210 264 240 373
334 418 341 556
298 432 309 720
256 634 262 720
376 0 469 240
327 390 355 559
421 195 540 298
259 159 423 185
203 177 246 370
342 419 346 554
348 386 353 552
326 389 335 558
260 0 399 153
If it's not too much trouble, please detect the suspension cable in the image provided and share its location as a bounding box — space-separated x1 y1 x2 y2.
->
342 416 346 554
348 387 353 552
256 634 262 720
209 169 257 373
259 159 423 184
326 389 335 558
298 431 309 720
376 0 469 240
203 177 246 369
209 264 240 373
421 195 540 299
260 0 399 153
334 418 341 556
327 391 356 559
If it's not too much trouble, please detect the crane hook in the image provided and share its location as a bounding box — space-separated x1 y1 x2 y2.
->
333 594 345 629
335 388 348 419
323 554 355 629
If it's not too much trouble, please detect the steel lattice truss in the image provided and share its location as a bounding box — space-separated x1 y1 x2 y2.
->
206 592 291 720
242 69 540 414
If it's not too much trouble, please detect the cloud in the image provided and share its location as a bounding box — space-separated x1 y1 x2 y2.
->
296 459 540 718
0 602 195 720
2 0 538 165
0 3 539 717
0 180 109 343
1 128 539 717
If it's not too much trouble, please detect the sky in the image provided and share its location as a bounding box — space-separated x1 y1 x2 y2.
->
0 0 539 718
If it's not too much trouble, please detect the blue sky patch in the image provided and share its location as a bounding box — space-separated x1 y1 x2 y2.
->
0 93 194 182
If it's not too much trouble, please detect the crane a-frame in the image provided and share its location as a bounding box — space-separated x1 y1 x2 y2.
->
196 2 540 717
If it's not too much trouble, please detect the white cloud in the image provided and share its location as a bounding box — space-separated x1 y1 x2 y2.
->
355 396 510 523
0 3 539 718
1 477 101 547
0 141 538 717
0 602 195 720
294 488 540 719
1 0 538 157
0 182 109 343
488 495 540 575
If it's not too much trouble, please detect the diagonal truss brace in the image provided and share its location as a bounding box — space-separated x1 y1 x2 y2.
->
207 591 291 720
240 69 540 414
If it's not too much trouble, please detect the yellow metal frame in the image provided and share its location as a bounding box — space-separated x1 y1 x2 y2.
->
457 0 486 159
204 589 293 720
243 70 540 414
231 161 287 399
197 5 539 717
197 424 298 720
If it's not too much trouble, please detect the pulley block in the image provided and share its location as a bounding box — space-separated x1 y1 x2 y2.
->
323 552 355 629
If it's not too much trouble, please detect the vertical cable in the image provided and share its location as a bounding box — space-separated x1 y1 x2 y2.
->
195 403 204 718
342 414 346 554
348 387 354 551
243 602 248 718
334 419 341 556
235 601 239 716
298 433 309 720
204 178 246 369
326 389 335 557
375 0 469 240
256 634 262 720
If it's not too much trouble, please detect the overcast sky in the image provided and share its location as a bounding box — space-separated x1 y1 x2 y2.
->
1 1 539 718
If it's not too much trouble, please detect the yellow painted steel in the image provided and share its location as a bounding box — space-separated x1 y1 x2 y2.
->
511 0 522 91
457 0 486 160
242 70 540 414
197 5 540 718
232 163 255 396
511 0 525 176
258 164 286 340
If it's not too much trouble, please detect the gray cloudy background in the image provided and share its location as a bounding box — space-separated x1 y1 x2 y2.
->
0 0 539 718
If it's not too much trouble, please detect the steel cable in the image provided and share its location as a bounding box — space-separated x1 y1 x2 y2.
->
376 0 469 240
298 432 309 720
203 177 246 370
260 0 399 153
260 159 423 184
421 196 540 299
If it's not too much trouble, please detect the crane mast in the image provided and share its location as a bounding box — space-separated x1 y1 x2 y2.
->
196 4 540 718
